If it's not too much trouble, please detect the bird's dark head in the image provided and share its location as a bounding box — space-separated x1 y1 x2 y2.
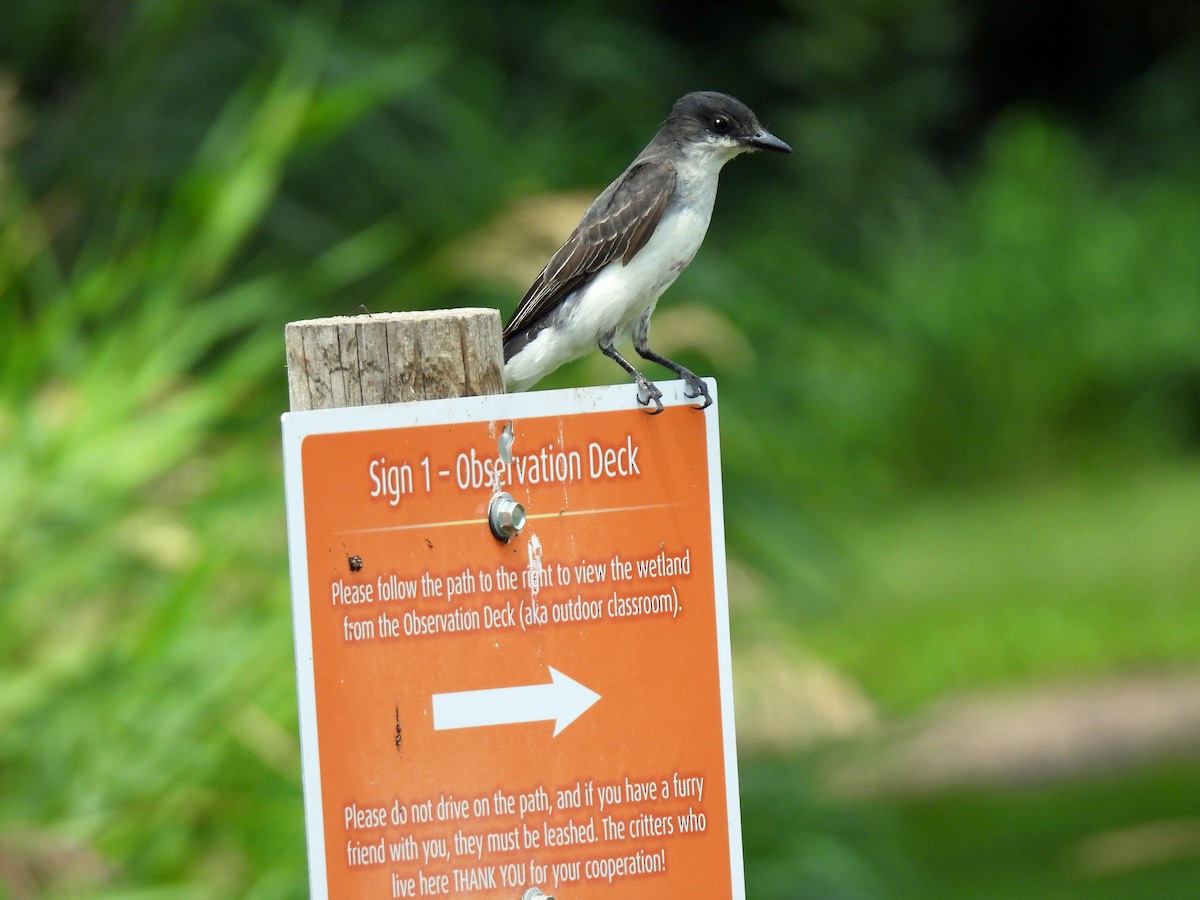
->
665 91 792 159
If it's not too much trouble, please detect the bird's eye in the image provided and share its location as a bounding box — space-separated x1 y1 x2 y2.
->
711 116 730 135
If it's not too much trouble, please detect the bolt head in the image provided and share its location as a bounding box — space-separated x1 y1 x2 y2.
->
489 493 526 541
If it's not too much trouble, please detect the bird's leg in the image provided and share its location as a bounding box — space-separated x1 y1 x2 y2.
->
598 334 663 414
631 315 712 410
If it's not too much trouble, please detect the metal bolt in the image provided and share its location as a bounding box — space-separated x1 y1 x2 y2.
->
488 492 526 541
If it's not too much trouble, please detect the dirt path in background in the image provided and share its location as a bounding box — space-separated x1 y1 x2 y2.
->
823 672 1200 795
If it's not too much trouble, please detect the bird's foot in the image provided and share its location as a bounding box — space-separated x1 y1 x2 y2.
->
680 371 712 410
635 377 664 414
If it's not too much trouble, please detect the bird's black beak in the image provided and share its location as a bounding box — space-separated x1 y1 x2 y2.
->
744 128 792 153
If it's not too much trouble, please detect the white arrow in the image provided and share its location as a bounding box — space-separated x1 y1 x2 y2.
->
432 666 601 738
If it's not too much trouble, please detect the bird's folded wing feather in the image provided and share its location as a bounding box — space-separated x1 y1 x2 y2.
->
502 160 676 340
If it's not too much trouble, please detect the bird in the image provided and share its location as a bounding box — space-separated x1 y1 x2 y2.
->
501 91 791 413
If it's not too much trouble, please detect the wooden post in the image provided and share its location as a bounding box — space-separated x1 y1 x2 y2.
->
284 308 505 411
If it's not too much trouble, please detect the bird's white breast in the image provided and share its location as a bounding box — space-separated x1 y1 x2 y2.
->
569 168 720 337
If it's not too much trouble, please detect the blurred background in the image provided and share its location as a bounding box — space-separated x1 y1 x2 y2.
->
2 0 1199 896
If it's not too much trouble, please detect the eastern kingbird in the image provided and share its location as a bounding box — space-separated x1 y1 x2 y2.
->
502 91 791 413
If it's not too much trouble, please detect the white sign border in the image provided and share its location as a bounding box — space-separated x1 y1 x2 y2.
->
281 378 743 898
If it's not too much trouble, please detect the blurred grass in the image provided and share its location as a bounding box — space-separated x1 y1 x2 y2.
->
886 760 1200 899
804 460 1200 714
742 755 1200 899
1 0 1199 896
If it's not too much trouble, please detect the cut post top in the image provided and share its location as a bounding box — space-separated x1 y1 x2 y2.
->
284 308 505 411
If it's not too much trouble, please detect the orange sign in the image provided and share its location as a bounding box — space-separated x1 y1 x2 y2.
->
282 381 742 898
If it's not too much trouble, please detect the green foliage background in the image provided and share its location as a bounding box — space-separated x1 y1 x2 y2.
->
1 0 1198 896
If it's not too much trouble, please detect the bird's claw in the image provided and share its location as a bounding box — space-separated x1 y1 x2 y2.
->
636 380 665 415
682 375 713 410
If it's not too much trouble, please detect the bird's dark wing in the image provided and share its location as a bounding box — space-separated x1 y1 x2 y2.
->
503 160 676 342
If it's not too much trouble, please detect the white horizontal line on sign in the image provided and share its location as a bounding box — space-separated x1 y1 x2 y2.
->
339 502 677 535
